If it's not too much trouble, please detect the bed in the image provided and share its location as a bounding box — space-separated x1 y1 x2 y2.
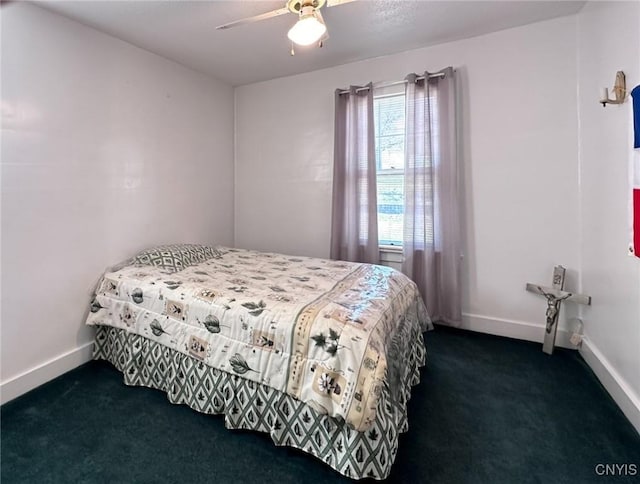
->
86 244 431 480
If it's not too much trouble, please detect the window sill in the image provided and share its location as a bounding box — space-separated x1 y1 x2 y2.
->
379 246 403 267
379 245 403 254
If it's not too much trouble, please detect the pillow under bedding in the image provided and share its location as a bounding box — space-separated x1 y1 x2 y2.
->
131 244 222 272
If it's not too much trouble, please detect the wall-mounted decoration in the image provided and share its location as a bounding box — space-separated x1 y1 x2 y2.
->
599 71 626 106
631 84 640 258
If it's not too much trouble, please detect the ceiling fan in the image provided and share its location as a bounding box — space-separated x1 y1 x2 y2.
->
216 0 357 51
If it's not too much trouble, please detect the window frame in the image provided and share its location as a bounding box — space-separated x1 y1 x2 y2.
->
373 88 406 249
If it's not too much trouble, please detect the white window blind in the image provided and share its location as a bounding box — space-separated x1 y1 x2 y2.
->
374 92 405 247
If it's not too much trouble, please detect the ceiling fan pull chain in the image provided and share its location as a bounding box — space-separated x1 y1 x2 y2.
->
290 42 296 56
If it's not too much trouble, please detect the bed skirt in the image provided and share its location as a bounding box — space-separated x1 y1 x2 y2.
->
93 325 426 480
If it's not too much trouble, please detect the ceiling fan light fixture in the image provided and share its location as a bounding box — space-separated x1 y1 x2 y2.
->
287 6 327 46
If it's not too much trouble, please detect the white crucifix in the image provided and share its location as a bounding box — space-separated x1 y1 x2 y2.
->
526 265 591 355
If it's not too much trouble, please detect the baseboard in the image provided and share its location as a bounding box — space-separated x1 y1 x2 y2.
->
0 341 94 405
579 337 640 435
458 313 575 349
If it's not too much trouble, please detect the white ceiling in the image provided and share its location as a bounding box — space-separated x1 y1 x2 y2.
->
37 0 586 86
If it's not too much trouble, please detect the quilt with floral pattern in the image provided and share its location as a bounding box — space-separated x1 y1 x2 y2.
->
86 246 430 431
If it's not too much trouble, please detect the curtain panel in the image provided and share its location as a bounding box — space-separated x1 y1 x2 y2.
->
330 84 380 264
403 68 462 324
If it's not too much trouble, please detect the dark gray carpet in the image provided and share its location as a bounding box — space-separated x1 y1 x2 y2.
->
2 325 639 483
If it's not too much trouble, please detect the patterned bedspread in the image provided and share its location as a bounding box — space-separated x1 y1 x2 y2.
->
86 246 430 431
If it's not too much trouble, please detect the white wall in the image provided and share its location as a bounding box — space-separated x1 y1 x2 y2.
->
577 1 640 433
0 3 235 402
235 16 580 342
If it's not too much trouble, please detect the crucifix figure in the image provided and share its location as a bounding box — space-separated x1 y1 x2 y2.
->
526 265 591 355
540 289 572 334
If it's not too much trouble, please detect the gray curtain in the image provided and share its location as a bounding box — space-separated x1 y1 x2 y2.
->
402 68 462 324
330 84 379 264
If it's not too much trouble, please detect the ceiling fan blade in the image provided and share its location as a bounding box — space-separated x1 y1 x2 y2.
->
326 0 357 7
216 7 290 30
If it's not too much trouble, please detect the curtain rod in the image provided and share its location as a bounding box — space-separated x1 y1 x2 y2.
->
337 72 446 95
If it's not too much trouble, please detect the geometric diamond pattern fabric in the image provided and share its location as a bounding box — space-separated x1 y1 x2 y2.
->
130 244 222 273
93 325 427 480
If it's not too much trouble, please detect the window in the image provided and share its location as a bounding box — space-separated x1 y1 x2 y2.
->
374 91 405 247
